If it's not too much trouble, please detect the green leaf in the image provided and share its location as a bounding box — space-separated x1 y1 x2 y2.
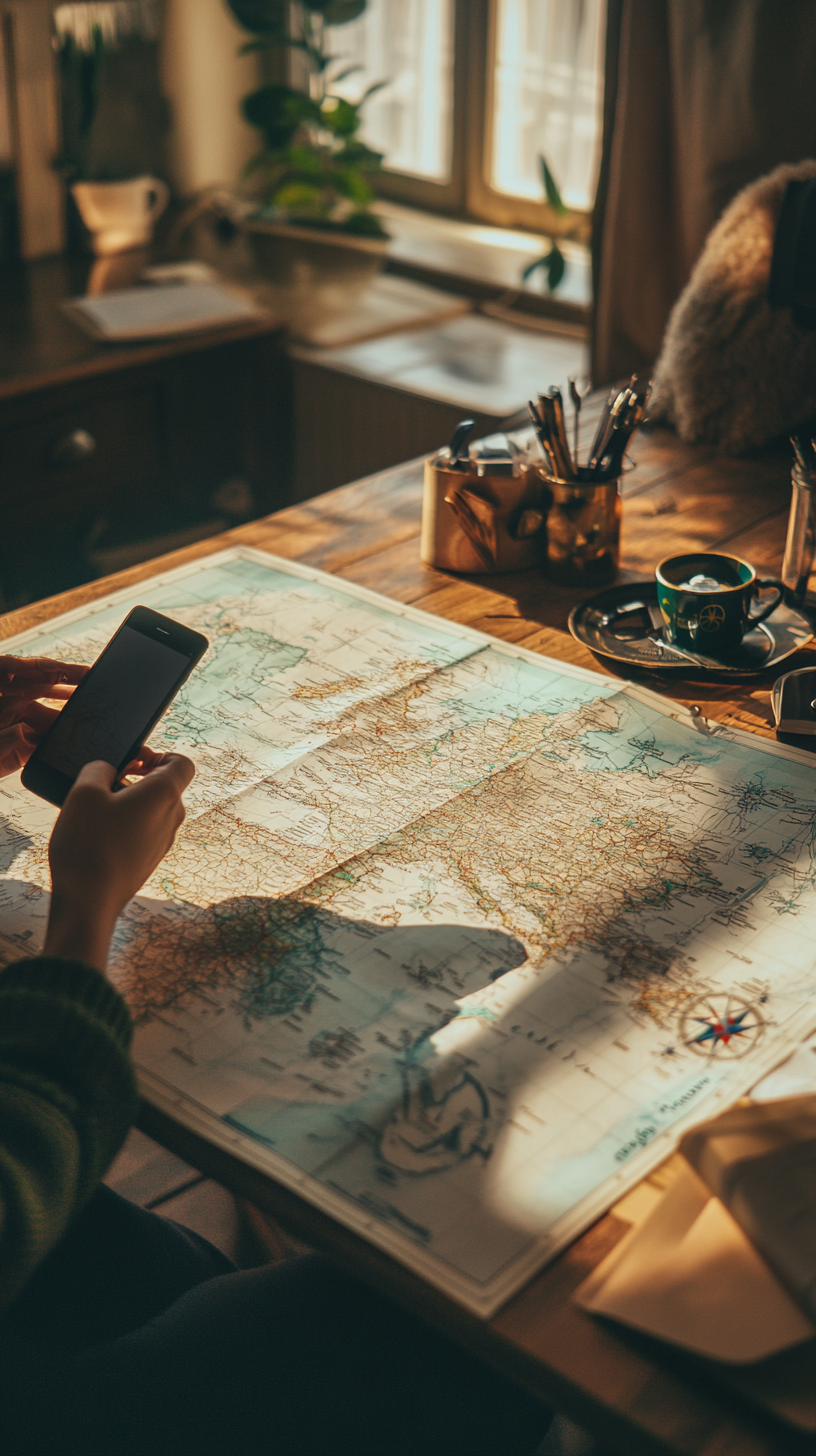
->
242 84 322 147
521 243 566 291
342 210 389 237
330 63 364 83
359 79 387 104
539 154 567 216
272 181 326 212
320 95 361 136
545 243 566 289
226 0 288 33
337 136 380 161
333 167 373 204
286 144 327 174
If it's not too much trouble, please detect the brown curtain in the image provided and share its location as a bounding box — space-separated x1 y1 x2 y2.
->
591 0 816 385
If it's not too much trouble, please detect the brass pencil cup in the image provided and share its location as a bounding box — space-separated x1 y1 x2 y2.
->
531 467 622 586
421 457 546 574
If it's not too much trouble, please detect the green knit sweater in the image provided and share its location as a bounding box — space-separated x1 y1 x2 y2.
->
0 956 138 1313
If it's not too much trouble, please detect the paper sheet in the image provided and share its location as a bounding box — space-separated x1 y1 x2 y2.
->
576 1162 814 1363
64 282 261 340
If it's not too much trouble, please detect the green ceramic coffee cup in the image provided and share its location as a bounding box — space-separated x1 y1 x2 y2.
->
656 552 784 654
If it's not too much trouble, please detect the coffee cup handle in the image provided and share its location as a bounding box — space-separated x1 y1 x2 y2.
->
146 178 170 223
749 579 784 624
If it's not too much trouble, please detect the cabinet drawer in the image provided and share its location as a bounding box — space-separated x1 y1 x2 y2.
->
1 389 160 509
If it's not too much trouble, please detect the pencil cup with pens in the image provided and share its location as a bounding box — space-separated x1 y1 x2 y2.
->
421 423 546 574
421 378 650 584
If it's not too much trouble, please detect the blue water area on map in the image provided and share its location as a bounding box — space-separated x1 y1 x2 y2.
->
184 629 306 703
576 700 728 777
529 1064 726 1222
449 648 618 725
577 697 816 812
165 558 480 668
224 1058 731 1254
30 556 482 677
224 1042 489 1191
224 1070 404 1174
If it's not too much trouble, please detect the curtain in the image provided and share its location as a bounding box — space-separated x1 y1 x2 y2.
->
591 0 816 385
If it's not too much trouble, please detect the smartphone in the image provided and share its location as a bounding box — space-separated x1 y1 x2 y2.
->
21 606 208 807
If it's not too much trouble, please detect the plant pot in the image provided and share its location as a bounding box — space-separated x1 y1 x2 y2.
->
71 176 170 256
244 217 387 284
242 217 388 331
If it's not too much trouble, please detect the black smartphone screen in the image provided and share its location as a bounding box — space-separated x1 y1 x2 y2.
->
38 625 191 780
22 606 208 806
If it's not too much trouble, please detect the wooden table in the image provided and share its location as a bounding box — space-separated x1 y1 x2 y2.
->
2 414 813 1456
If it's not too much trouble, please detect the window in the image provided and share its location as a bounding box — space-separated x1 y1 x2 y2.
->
329 0 455 183
327 0 604 230
489 0 604 211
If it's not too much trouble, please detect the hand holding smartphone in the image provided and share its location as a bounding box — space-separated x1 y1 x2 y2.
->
22 607 208 806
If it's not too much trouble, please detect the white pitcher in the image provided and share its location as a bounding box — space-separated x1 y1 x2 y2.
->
71 176 170 256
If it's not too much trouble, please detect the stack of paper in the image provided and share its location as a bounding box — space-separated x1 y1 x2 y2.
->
64 281 263 341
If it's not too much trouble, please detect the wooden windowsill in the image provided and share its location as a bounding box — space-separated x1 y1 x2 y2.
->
376 200 591 334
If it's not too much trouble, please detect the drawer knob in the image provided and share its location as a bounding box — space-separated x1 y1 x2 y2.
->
49 428 97 465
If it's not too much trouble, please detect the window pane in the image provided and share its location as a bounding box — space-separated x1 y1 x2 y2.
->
490 0 604 210
326 0 454 183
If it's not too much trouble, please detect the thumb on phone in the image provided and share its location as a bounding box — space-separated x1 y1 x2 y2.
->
73 759 119 792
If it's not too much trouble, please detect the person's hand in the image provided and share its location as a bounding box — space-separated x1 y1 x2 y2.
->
0 655 87 777
44 753 195 970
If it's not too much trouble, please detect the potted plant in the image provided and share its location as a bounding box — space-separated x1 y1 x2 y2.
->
55 2 169 256
521 156 592 293
225 0 390 291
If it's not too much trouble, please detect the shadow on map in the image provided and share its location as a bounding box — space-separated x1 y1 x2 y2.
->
119 895 535 1182
120 894 529 1026
0 871 735 1267
119 886 703 1220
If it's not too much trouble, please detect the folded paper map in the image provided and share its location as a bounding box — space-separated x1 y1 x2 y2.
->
3 547 816 1315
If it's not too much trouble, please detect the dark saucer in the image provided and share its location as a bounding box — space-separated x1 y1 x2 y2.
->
569 582 814 677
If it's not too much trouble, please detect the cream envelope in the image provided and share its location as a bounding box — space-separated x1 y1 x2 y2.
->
575 1162 815 1364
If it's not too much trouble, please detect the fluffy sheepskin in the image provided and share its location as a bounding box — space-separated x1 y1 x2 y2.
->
649 159 816 454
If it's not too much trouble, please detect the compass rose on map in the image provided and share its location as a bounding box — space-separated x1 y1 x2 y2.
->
679 993 765 1058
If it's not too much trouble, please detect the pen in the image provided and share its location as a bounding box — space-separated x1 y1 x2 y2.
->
548 387 574 480
568 376 583 466
538 393 573 480
527 399 559 477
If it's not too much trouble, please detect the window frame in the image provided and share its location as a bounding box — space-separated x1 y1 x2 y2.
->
371 0 596 240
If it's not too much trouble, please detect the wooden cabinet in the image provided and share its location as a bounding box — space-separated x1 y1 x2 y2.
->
0 257 289 609
4 390 161 502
